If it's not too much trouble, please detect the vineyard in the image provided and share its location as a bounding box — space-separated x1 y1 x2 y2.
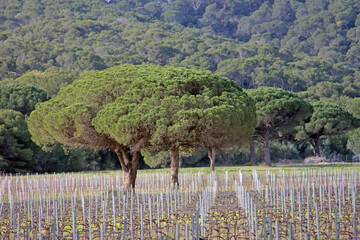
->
0 166 359 239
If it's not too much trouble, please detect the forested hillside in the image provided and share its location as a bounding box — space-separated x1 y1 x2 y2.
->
1 0 359 94
1 0 360 172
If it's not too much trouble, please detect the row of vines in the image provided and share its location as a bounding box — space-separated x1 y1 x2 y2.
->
0 166 359 239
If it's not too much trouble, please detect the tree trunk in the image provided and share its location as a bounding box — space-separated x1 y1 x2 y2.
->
207 147 216 172
314 137 321 157
130 151 141 188
170 146 180 187
263 131 271 166
250 139 256 166
179 156 183 169
114 147 141 189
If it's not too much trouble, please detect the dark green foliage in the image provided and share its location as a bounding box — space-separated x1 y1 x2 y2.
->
299 102 358 139
29 63 255 185
0 83 50 173
28 64 158 186
91 63 256 164
306 81 360 99
324 135 351 159
296 101 359 156
270 141 305 162
33 146 119 173
0 109 34 173
16 67 89 97
247 87 313 135
0 83 49 115
247 87 313 165
348 129 360 155
347 98 360 156
1 0 360 95
141 149 170 169
298 91 321 103
347 97 360 118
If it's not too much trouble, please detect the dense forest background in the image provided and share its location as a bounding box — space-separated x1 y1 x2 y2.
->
1 0 360 173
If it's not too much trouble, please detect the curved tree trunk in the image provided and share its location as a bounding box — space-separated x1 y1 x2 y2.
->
250 139 256 166
263 131 271 166
170 146 180 187
128 151 141 188
309 138 321 157
114 147 141 189
207 147 216 172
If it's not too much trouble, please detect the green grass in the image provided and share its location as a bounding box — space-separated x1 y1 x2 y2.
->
104 162 360 176
64 162 360 177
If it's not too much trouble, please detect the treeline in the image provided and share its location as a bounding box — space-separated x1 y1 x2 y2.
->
1 66 360 174
25 63 358 187
1 0 360 92
1 0 360 173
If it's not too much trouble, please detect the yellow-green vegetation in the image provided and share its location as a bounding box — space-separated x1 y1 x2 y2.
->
147 162 360 175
